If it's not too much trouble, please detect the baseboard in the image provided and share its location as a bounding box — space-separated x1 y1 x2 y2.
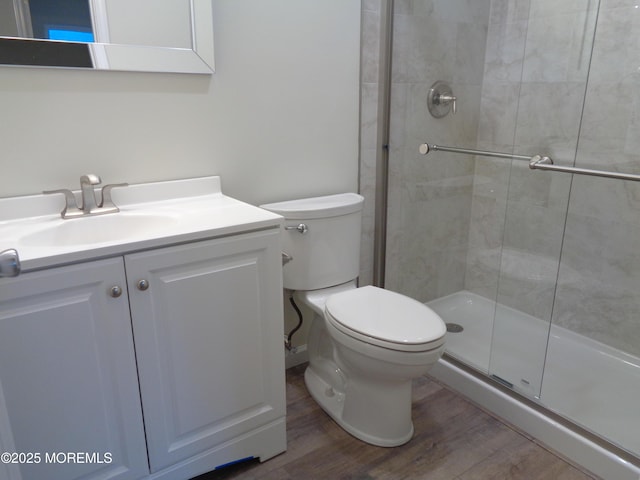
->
285 344 308 369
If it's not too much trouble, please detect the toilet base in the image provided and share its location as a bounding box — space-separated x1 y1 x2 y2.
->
304 366 414 447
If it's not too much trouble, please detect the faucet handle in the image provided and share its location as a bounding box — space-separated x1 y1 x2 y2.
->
100 183 129 210
43 188 82 217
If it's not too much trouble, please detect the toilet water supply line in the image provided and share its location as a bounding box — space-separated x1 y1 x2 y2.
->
281 252 304 351
285 291 304 351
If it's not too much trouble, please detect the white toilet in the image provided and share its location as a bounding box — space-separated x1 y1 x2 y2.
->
261 193 446 447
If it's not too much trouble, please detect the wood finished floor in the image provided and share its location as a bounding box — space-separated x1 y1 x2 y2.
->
197 364 597 480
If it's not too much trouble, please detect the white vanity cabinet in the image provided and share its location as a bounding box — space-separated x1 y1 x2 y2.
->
125 229 286 474
0 258 149 480
0 229 286 480
0 176 287 480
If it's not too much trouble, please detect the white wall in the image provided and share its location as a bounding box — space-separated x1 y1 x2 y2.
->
105 0 192 47
0 0 361 206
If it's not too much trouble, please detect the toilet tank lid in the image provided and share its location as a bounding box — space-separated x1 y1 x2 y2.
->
260 193 364 220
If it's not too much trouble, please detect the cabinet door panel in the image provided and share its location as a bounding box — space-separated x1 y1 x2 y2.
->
126 231 285 472
0 258 148 480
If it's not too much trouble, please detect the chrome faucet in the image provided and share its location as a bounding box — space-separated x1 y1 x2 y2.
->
80 174 101 214
44 175 128 219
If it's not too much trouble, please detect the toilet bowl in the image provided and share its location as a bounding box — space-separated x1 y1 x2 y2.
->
260 194 446 446
297 283 445 446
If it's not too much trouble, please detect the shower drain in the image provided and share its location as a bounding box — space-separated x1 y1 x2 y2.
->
446 323 464 333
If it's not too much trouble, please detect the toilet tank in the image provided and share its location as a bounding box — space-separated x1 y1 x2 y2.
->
260 193 364 291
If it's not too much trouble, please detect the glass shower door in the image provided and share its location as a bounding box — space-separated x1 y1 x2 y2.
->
538 0 640 457
486 1 599 398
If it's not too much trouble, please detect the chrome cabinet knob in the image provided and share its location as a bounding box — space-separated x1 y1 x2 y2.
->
137 279 150 291
109 286 123 298
0 249 21 277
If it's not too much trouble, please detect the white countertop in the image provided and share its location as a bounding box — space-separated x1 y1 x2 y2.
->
0 176 282 272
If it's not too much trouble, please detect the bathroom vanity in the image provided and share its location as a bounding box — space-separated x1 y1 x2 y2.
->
0 176 286 480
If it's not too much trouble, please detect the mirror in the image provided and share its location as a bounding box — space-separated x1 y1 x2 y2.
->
0 0 214 74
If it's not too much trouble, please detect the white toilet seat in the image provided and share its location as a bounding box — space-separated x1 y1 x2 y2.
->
324 286 446 352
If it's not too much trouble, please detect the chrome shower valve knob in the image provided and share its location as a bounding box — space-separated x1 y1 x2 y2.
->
437 93 457 114
427 81 457 118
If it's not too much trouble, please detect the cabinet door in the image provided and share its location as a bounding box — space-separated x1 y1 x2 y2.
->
125 230 285 472
0 258 148 480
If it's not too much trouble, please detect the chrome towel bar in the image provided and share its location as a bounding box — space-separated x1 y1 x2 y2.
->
419 143 533 161
419 143 640 183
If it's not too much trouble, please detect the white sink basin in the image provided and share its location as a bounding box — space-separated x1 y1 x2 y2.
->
20 213 178 246
0 176 283 272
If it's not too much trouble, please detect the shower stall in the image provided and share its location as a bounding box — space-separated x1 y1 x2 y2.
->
377 0 640 476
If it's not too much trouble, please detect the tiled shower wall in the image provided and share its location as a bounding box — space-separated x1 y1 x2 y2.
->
382 0 491 302
365 0 640 357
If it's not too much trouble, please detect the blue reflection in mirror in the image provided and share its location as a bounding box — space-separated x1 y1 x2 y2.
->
47 28 94 43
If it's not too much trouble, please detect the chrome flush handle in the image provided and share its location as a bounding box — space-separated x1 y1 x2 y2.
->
285 223 309 234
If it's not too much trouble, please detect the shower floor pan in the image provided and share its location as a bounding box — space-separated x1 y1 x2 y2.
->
427 290 640 461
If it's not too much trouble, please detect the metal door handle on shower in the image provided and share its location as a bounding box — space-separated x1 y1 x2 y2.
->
285 223 308 234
